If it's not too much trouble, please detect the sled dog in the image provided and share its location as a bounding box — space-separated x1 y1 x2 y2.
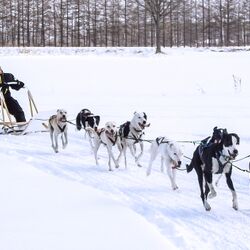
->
87 121 122 171
49 109 68 153
76 108 100 150
187 128 240 211
118 111 150 168
147 137 183 190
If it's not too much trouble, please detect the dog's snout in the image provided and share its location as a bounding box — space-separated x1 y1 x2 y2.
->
94 127 98 131
178 161 182 166
233 149 238 155
143 120 146 124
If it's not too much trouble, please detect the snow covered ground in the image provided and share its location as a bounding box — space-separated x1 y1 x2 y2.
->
1 47 250 250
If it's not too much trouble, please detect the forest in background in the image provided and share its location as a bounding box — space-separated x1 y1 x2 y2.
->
1 0 250 50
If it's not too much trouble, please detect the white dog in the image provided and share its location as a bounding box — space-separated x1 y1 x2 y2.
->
48 109 68 153
88 121 122 171
147 136 183 190
118 112 150 168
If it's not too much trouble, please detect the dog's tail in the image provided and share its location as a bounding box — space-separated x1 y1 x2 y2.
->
76 113 82 130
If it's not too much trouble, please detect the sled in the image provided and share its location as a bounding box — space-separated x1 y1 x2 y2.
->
0 89 47 135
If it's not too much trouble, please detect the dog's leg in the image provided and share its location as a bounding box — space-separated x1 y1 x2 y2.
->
53 133 59 153
50 129 55 151
123 144 128 168
165 160 178 190
172 167 178 190
204 171 217 199
106 145 119 171
225 171 238 210
195 167 211 211
88 131 95 151
62 131 68 149
93 141 101 165
215 174 223 186
115 141 123 168
146 142 158 176
135 142 144 167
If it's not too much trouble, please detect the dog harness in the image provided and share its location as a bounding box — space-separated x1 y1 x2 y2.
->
98 128 118 146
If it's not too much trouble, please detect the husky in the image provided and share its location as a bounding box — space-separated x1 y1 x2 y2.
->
49 109 68 153
118 112 150 168
147 137 183 190
187 127 240 211
76 108 100 150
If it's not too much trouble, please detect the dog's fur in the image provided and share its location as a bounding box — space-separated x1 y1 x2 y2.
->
117 112 150 168
87 121 122 171
49 109 68 153
76 109 100 150
187 129 240 211
147 137 183 190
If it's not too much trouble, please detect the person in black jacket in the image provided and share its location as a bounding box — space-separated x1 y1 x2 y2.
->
0 66 26 122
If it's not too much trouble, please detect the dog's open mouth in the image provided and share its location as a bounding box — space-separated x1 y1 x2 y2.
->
139 122 150 129
228 150 237 160
60 117 67 122
139 122 145 129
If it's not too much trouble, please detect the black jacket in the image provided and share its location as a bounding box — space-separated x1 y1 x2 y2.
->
0 73 24 98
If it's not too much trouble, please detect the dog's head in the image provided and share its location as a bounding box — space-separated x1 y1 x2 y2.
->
86 115 100 131
56 109 67 122
81 108 92 116
211 126 224 143
105 121 117 136
76 108 100 131
221 132 240 160
167 142 183 167
131 112 150 131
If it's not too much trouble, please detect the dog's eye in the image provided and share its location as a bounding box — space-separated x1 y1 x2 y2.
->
107 125 110 128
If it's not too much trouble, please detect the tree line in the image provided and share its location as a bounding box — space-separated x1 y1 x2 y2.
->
1 0 250 52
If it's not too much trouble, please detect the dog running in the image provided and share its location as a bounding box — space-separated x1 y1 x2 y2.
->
49 109 68 153
87 121 122 171
186 127 240 211
117 111 150 168
147 136 183 190
76 108 100 150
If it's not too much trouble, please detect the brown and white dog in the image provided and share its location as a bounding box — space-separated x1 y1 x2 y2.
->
87 121 122 171
48 109 68 153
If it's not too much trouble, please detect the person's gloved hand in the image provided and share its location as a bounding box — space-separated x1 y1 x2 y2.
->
9 80 25 90
16 80 25 88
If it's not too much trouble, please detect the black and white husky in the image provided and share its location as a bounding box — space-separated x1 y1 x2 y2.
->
117 111 150 168
187 128 240 211
76 108 100 150
147 137 183 190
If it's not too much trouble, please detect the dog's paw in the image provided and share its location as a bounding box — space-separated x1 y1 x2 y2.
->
172 185 179 190
204 201 211 211
208 191 217 199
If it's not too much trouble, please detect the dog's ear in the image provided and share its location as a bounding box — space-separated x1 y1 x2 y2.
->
95 116 100 126
231 133 240 145
76 113 82 130
143 112 147 120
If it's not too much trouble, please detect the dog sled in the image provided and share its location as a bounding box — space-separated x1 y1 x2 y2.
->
0 89 47 135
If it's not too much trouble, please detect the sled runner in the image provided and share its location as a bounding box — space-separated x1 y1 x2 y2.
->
0 89 46 135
